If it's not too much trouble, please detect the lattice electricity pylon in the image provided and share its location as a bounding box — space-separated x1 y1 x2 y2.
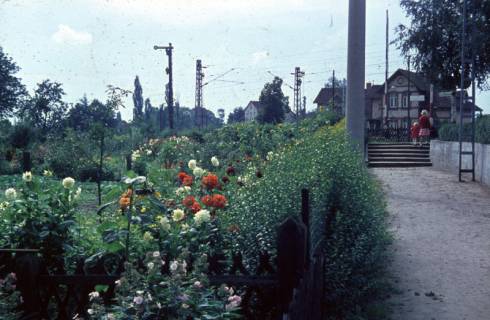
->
292 67 305 123
458 0 477 182
195 59 205 129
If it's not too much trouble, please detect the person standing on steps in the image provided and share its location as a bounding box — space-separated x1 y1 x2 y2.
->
418 109 431 146
410 121 420 145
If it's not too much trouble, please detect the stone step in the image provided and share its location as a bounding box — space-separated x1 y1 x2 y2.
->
368 161 433 168
368 149 430 154
368 157 431 162
368 145 429 150
368 153 430 158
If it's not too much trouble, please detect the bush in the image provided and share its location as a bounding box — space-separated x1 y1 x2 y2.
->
222 120 389 318
438 115 490 144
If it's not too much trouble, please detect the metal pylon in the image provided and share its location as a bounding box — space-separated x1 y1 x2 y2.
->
458 0 477 182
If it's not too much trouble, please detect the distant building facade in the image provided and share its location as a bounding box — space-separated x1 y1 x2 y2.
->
364 69 482 129
244 101 263 121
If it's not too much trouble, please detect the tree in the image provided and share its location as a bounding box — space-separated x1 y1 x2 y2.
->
0 47 27 118
257 77 289 124
217 108 225 124
19 80 67 135
396 0 490 90
133 76 144 120
227 107 245 124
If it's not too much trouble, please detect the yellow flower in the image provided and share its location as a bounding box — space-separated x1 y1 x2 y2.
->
22 171 33 182
140 206 147 213
143 231 154 241
62 177 75 189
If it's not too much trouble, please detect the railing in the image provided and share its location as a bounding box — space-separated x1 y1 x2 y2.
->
0 189 333 320
367 127 410 143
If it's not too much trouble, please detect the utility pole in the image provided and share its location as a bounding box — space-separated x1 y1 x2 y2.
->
303 96 307 116
346 0 366 150
154 43 174 130
384 9 389 126
332 70 336 114
292 67 305 124
195 59 204 129
407 56 411 138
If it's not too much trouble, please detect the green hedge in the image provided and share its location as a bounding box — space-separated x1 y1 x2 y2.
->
222 120 389 318
438 115 490 144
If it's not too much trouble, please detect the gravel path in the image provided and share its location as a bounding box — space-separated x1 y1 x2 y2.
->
371 167 490 320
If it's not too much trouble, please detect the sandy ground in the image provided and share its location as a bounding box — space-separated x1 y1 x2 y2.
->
371 167 490 320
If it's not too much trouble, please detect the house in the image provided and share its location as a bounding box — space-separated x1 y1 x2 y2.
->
365 69 482 129
244 101 263 122
313 87 345 114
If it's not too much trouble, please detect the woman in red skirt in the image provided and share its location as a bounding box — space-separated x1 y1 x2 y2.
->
418 109 431 145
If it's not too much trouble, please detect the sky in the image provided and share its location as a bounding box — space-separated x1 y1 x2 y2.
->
0 0 489 120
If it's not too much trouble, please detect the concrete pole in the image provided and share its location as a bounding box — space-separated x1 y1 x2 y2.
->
346 0 366 151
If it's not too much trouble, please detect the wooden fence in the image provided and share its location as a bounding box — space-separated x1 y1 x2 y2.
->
0 189 334 319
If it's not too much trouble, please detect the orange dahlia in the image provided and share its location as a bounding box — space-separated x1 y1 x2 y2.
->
202 174 219 190
201 195 213 207
191 202 202 213
211 194 227 208
182 195 196 208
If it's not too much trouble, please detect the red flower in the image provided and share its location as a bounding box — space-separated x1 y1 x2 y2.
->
222 176 230 184
178 172 187 181
182 175 193 186
183 195 196 208
226 166 235 176
211 194 227 209
191 202 201 213
201 195 214 206
202 174 219 190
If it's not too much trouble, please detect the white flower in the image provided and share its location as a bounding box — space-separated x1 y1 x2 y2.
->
158 216 171 231
211 156 219 167
147 262 155 270
175 186 191 196
170 260 179 272
266 151 274 161
194 209 211 226
88 291 99 301
74 187 82 200
188 159 197 170
193 281 203 288
152 251 160 258
193 167 205 177
43 170 53 177
133 296 144 304
146 149 152 155
182 303 189 309
87 309 94 315
131 150 141 161
22 171 32 182
62 177 75 189
107 314 116 320
172 209 185 222
115 280 121 286
136 290 144 295
5 188 16 200
123 176 146 185
184 186 191 192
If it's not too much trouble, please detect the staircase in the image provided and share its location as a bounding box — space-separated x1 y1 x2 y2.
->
368 143 432 168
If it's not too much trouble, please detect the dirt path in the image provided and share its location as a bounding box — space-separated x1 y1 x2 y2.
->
371 167 490 320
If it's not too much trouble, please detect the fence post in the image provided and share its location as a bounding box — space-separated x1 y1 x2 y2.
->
22 151 31 172
126 154 132 171
15 253 42 316
301 189 310 268
276 216 306 316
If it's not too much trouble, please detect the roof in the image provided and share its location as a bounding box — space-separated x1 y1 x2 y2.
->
245 101 263 111
365 84 384 99
385 69 430 92
313 87 343 106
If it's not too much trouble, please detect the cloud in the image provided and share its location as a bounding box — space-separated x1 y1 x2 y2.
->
252 51 269 64
51 25 93 45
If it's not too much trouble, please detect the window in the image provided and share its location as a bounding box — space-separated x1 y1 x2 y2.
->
401 93 408 108
389 93 399 108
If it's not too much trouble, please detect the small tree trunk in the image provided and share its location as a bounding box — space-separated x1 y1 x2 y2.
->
22 151 31 172
126 154 132 171
97 135 105 206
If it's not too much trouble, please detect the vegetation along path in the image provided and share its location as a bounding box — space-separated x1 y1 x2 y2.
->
372 167 490 320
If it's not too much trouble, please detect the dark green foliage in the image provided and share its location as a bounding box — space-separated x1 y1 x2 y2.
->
18 80 68 135
0 47 27 118
257 77 289 124
8 123 33 149
67 97 116 131
227 107 245 124
438 115 490 144
396 0 490 90
132 76 144 120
